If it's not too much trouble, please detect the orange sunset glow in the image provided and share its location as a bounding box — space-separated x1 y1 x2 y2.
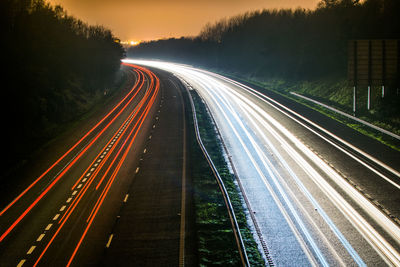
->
47 0 320 41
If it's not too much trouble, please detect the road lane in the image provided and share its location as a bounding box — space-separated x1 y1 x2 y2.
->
101 70 192 266
126 59 400 266
0 64 161 266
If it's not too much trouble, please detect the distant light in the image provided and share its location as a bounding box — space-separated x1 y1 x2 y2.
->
121 40 141 46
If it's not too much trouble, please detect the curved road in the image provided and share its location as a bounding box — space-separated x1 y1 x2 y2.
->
127 59 400 266
0 64 164 266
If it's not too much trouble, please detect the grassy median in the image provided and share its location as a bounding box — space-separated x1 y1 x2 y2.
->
188 89 265 266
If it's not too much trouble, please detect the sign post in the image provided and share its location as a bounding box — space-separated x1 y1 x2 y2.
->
348 39 399 115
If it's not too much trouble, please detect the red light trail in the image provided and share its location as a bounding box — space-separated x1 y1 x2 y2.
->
0 64 161 267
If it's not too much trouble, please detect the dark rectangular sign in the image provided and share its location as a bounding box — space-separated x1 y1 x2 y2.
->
348 40 399 87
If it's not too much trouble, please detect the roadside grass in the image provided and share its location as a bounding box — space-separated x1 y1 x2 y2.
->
215 71 400 151
188 90 265 266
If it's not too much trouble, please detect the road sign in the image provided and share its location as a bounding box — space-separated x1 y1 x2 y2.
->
348 40 399 87
348 40 399 113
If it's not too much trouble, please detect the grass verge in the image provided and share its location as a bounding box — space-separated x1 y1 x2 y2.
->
188 89 265 266
215 71 400 151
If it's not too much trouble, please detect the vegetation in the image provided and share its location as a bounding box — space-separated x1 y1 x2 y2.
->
219 72 400 150
189 90 265 266
128 0 400 139
129 0 400 78
0 0 124 174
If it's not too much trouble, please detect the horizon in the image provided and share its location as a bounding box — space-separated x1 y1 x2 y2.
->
47 0 320 42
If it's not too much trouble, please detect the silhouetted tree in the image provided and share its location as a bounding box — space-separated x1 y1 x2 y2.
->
1 0 124 175
128 0 399 80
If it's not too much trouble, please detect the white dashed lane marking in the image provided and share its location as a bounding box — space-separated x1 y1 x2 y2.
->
37 234 45 242
106 234 114 248
27 246 36 255
18 105 141 265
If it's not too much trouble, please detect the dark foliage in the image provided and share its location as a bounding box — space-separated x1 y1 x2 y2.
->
128 0 399 80
0 0 124 172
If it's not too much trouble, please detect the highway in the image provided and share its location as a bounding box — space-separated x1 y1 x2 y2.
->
126 59 400 266
0 64 162 266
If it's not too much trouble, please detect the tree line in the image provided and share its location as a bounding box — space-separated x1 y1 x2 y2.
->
0 0 124 173
128 0 399 80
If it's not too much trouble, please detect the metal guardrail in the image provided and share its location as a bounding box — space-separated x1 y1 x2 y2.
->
291 91 400 141
203 94 275 267
181 80 250 267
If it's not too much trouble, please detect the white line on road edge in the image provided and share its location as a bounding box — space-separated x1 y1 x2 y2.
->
290 92 400 141
185 81 250 267
225 80 400 265
216 74 400 180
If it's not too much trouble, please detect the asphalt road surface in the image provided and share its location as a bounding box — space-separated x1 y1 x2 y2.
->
127 59 400 267
0 64 193 266
101 69 195 266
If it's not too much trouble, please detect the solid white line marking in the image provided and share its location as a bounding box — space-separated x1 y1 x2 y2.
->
27 246 36 254
37 234 45 242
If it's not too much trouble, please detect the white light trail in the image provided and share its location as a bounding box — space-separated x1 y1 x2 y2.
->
123 59 400 266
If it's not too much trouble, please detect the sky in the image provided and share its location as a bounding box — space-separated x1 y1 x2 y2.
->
47 0 320 42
